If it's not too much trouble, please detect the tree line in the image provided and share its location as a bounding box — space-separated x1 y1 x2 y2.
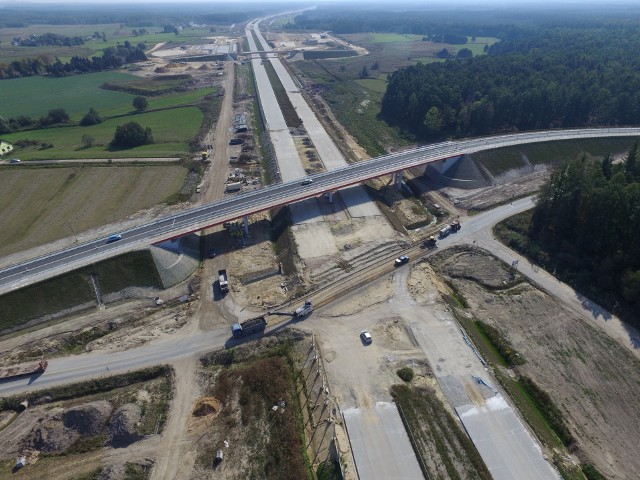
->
0 42 147 79
529 145 640 311
16 32 85 47
381 26 640 138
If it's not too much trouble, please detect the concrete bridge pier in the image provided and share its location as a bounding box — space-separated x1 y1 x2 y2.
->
243 216 250 235
327 191 333 204
394 171 404 191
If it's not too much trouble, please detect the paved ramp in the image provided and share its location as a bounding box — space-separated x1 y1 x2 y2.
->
456 396 560 480
343 403 423 480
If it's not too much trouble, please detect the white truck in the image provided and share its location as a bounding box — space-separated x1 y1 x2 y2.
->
294 300 313 319
218 269 229 294
225 181 242 193
439 225 452 238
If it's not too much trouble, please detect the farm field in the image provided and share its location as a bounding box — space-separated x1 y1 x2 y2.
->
0 72 216 121
3 107 203 159
0 164 187 256
0 72 138 120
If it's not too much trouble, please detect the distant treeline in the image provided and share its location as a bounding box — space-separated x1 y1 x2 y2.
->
291 10 518 39
18 33 86 47
0 5 274 28
0 42 147 80
381 26 640 138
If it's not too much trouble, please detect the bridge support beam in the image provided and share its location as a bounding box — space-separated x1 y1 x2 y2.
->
243 216 249 235
394 171 404 191
327 191 333 204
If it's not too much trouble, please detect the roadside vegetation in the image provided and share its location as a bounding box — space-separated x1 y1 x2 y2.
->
198 334 316 480
263 61 302 128
392 384 492 480
0 250 162 334
494 143 640 328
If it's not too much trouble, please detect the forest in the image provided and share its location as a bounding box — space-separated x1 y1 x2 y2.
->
0 42 147 80
500 145 640 321
381 26 640 138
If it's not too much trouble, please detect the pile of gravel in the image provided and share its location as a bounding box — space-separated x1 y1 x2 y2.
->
109 403 142 446
63 400 113 435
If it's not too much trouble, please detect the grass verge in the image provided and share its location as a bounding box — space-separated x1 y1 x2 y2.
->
391 384 492 479
263 60 302 128
0 249 162 334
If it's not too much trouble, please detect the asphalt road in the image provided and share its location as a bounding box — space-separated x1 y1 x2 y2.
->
1 127 638 295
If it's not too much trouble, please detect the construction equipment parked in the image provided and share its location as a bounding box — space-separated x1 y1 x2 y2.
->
218 269 229 294
450 220 461 232
439 225 452 238
423 236 437 248
0 358 48 379
231 316 267 338
225 181 242 193
294 300 313 319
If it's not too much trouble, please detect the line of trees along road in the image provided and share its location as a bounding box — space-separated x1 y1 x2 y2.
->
502 143 640 323
381 26 640 139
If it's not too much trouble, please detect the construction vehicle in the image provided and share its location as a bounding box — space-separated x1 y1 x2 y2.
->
218 269 229 294
201 151 210 160
450 220 461 231
294 300 313 319
0 358 48 379
423 236 437 248
439 225 452 237
225 181 242 193
231 316 267 338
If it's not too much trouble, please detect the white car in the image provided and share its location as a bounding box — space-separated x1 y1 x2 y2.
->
301 178 313 186
9 158 21 164
360 330 372 344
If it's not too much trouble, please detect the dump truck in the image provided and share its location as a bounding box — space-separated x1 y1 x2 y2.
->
231 316 267 338
218 269 229 294
450 220 461 231
0 358 48 380
294 300 313 319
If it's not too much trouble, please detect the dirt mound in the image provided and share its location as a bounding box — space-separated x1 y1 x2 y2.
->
26 408 78 453
198 64 208 70
192 397 221 417
99 463 125 480
110 403 142 446
63 400 113 435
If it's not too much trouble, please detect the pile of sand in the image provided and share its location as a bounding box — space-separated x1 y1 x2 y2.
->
192 397 221 417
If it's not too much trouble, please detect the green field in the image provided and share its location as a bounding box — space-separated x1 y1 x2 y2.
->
0 164 187 256
0 72 139 119
3 107 203 159
293 60 413 156
354 76 388 93
369 33 424 43
0 71 216 121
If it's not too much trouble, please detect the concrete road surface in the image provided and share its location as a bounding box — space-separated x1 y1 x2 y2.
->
343 403 424 480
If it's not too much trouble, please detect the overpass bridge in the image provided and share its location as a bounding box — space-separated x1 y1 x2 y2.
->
0 127 638 294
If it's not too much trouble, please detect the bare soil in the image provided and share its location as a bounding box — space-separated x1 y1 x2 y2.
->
432 248 640 479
